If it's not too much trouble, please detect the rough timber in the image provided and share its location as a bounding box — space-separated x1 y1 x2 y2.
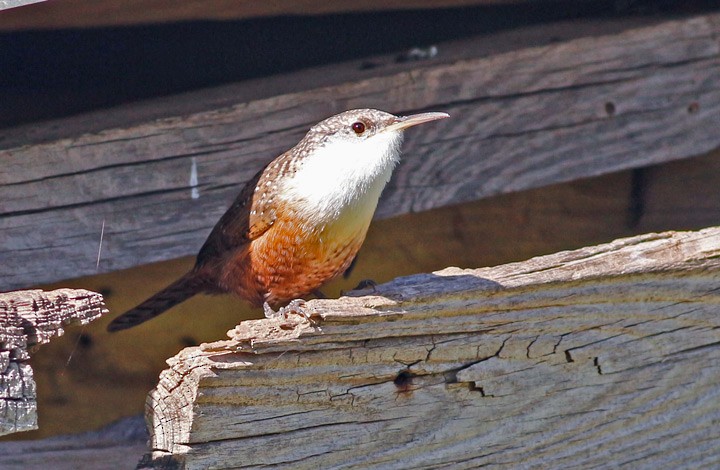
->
143 227 720 469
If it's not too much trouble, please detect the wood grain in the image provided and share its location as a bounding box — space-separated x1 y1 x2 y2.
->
0 289 106 436
144 226 720 468
2 13 719 291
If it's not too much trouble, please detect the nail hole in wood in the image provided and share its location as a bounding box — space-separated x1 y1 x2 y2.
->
605 102 616 116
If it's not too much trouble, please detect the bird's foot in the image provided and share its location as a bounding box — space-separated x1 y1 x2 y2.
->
263 299 318 324
263 301 279 319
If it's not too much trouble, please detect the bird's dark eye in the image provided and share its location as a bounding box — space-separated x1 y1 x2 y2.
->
351 121 366 135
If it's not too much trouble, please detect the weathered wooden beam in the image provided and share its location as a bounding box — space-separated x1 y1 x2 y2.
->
2 13 719 291
0 289 106 436
144 226 720 468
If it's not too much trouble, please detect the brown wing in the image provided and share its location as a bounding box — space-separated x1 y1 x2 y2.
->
196 165 277 267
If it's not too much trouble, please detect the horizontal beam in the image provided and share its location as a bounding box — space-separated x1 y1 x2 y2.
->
1 13 719 290
147 226 720 468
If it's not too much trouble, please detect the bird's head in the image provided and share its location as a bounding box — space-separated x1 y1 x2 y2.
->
281 108 448 219
307 108 448 152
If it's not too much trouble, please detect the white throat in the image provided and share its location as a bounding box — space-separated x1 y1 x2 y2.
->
279 130 403 225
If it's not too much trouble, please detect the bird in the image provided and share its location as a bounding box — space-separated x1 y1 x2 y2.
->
107 108 448 331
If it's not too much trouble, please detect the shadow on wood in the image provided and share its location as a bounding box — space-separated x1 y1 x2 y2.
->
142 226 720 468
0 415 147 470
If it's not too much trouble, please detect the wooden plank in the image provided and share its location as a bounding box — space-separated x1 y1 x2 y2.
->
0 289 106 436
0 0 578 31
143 226 720 468
2 13 719 291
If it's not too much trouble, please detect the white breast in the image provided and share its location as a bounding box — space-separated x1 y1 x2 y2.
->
279 130 404 229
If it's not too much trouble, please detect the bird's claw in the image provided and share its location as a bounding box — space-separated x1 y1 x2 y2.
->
263 301 281 319
263 299 318 324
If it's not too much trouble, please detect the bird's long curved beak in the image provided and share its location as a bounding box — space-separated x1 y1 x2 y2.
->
384 112 449 133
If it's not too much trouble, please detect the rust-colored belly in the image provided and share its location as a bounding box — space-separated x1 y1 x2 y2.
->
218 214 368 307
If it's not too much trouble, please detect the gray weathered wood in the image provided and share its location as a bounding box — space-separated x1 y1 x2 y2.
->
0 289 106 436
2 13 719 291
144 226 720 469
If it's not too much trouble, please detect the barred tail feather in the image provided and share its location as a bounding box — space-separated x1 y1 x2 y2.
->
107 273 203 332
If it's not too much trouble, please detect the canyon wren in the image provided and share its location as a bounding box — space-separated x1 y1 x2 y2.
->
107 109 448 331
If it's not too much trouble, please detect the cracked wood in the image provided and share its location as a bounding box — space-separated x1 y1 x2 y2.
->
2 13 720 290
144 226 720 469
0 289 106 436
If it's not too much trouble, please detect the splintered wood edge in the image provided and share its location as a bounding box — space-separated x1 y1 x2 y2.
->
0 288 107 436
0 288 107 348
207 227 720 352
